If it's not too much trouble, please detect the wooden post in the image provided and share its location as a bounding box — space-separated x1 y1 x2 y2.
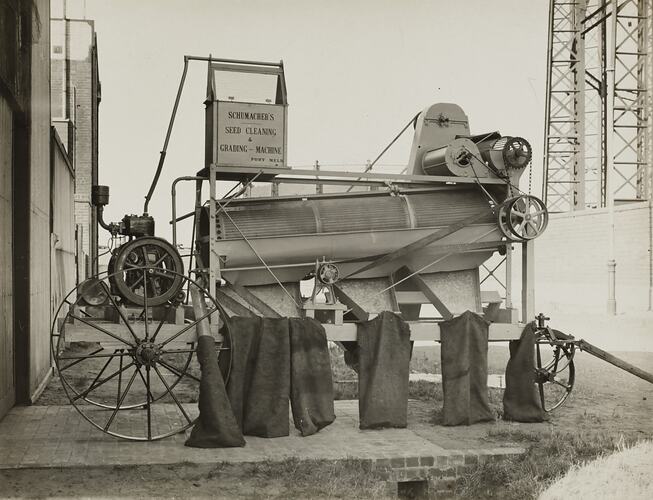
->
225 281 281 318
403 266 454 320
315 160 323 194
553 330 653 385
505 243 513 308
208 163 219 299
521 240 535 323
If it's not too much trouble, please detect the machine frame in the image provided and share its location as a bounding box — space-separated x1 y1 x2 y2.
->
166 56 538 342
174 164 535 341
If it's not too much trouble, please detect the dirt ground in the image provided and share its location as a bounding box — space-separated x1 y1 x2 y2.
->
3 345 652 499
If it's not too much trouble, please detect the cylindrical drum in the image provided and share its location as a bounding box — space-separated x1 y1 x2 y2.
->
421 138 484 177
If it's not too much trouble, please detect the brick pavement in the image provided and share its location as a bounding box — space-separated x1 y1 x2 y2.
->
0 401 524 471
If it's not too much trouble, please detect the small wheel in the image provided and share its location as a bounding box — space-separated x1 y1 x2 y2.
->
534 336 575 412
500 195 549 241
502 137 532 170
51 269 231 441
110 237 184 306
317 262 339 285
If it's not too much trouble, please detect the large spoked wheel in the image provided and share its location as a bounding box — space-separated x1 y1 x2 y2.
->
534 336 575 412
109 237 185 306
51 268 230 441
498 195 549 241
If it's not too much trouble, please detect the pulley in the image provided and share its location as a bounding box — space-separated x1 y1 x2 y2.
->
497 195 549 241
501 137 532 170
309 258 341 306
479 136 532 174
78 278 110 306
421 138 487 178
317 262 340 285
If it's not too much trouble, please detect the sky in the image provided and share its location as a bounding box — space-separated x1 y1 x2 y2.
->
66 0 550 243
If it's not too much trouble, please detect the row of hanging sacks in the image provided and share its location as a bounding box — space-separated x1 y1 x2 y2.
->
186 314 336 448
185 307 544 446
439 310 544 425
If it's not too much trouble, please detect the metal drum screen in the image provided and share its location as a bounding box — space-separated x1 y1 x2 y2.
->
205 187 494 241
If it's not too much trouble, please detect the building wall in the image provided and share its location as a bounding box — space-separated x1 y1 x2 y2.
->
51 129 76 320
1 0 33 418
535 203 652 314
28 0 52 401
0 0 52 418
50 17 99 277
0 96 14 418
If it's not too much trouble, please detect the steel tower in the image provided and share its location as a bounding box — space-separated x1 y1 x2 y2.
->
543 0 653 212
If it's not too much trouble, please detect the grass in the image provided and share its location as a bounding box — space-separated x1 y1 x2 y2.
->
233 458 389 499
456 429 640 500
1 459 392 499
409 349 441 374
169 458 390 499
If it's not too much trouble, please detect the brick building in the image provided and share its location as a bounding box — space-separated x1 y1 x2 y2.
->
534 203 652 314
50 1 100 277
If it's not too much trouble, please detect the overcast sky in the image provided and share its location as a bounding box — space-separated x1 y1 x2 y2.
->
68 0 549 243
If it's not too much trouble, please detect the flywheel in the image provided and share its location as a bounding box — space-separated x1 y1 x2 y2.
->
109 237 184 306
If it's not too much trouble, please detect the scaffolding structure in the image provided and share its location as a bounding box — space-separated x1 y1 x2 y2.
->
543 0 653 212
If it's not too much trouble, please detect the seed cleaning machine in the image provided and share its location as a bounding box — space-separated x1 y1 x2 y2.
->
189 59 544 336
50 56 652 441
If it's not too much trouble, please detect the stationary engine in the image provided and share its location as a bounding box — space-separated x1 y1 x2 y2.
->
91 185 184 306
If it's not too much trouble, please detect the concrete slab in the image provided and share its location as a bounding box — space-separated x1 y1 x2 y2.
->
0 401 524 471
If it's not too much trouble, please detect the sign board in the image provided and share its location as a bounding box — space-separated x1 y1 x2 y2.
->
216 101 286 167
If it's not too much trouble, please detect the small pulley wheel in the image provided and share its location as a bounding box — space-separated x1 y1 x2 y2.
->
317 262 339 285
498 195 549 241
110 237 184 306
502 137 532 169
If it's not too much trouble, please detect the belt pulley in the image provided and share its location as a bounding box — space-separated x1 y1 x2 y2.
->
497 195 549 241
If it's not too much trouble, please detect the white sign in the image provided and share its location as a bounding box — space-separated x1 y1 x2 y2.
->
216 101 285 167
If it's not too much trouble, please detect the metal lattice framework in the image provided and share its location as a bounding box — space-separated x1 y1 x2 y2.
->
582 0 606 208
543 0 652 211
542 0 586 212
